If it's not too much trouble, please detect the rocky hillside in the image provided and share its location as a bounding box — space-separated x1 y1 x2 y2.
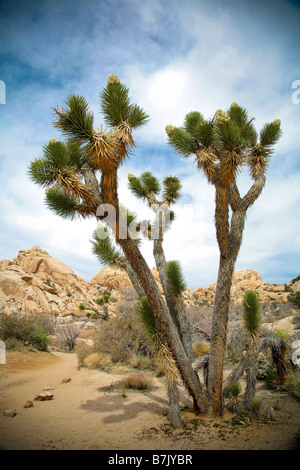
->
0 247 299 323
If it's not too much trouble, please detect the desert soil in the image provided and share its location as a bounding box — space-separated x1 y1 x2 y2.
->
0 351 299 451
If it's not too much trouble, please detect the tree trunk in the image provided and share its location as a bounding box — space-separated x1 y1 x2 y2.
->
244 342 258 409
153 239 194 362
208 255 235 415
208 199 247 415
167 380 184 429
100 170 208 414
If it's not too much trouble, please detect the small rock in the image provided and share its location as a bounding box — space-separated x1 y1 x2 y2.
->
24 400 34 408
265 407 274 420
4 409 17 417
34 391 54 401
61 377 71 383
43 387 54 391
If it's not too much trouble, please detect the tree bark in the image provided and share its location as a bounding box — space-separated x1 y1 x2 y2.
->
244 343 258 409
167 380 184 429
208 255 235 415
153 239 194 362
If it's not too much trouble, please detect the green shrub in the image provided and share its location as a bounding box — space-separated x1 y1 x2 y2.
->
288 291 300 308
0 314 51 351
273 330 290 341
249 398 262 417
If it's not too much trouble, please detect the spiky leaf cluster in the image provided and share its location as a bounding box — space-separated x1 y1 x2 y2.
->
128 172 181 205
53 95 94 146
243 290 261 340
29 139 98 220
128 172 160 200
137 296 179 384
100 80 149 129
166 103 282 185
165 260 186 299
92 226 122 268
30 75 150 222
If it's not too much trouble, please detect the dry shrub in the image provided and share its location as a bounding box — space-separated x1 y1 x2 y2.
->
83 352 103 368
93 311 153 364
121 372 154 391
193 341 210 358
286 371 300 400
76 340 93 368
156 362 166 377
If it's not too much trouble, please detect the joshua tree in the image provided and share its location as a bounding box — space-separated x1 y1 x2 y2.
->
243 290 261 409
127 172 194 362
166 104 282 414
28 75 208 416
92 184 194 427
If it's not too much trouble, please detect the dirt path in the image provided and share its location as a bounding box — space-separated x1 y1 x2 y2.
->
0 351 300 450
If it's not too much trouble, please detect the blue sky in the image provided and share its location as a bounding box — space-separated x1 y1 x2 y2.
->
0 0 299 288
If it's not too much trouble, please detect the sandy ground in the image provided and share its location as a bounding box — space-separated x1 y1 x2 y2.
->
0 350 300 451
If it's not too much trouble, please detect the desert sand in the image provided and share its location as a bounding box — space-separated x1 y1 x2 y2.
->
0 351 299 451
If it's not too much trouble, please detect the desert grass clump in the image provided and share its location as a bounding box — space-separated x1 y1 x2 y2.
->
193 341 210 358
121 372 154 391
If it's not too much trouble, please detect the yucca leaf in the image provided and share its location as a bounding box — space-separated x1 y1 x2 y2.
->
193 119 215 147
128 176 148 199
42 140 70 170
53 95 94 145
137 297 161 351
243 290 261 339
184 111 204 136
227 105 249 127
28 158 58 187
216 120 243 152
165 260 186 298
260 122 282 148
45 188 79 220
100 82 131 128
162 176 182 203
127 104 149 129
65 139 89 169
167 127 196 158
141 171 161 194
92 227 122 267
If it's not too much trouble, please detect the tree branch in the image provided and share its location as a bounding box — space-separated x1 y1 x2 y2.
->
241 172 266 211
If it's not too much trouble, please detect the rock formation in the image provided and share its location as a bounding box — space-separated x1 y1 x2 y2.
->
0 247 299 327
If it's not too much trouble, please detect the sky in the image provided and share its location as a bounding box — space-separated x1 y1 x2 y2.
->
0 0 299 289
